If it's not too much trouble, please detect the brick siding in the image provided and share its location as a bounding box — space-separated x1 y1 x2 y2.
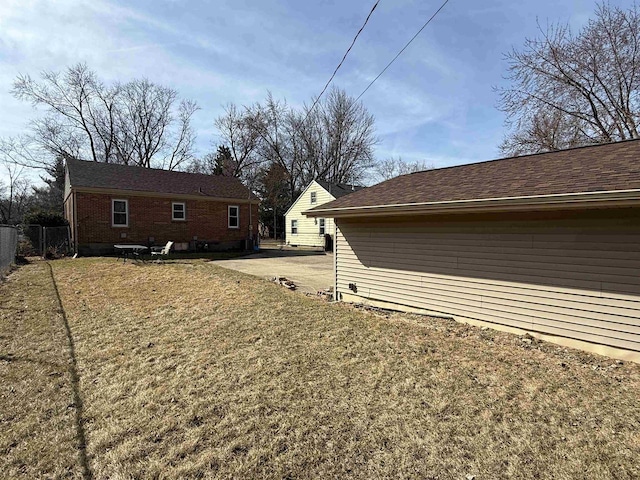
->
71 192 258 248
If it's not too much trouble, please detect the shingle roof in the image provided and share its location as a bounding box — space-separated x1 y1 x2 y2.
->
308 139 640 214
66 158 258 200
316 180 366 198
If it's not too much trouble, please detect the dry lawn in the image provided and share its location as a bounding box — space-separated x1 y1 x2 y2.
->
1 258 640 479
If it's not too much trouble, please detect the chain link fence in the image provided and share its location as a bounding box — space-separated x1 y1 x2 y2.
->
19 224 72 257
43 226 72 256
21 224 43 256
1 225 18 277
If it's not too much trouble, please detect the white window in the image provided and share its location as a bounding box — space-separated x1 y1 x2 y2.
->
172 202 186 221
112 199 128 227
319 218 325 235
291 219 298 234
228 205 239 228
310 191 317 204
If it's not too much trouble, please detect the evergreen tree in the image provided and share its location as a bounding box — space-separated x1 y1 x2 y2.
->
30 155 65 214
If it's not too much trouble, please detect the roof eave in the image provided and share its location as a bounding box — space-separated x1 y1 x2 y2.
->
303 189 640 218
70 186 259 203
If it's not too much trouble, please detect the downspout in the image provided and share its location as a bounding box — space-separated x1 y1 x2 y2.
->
333 220 339 302
248 183 253 251
73 190 79 254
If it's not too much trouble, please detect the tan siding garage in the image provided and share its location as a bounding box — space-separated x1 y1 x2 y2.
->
335 209 640 353
306 140 640 359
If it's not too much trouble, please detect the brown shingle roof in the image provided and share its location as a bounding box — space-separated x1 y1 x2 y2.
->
308 139 640 214
66 158 258 200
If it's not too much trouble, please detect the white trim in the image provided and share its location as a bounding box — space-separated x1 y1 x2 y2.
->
319 218 325 235
228 205 240 229
112 198 129 227
304 189 640 218
291 219 298 234
172 201 186 221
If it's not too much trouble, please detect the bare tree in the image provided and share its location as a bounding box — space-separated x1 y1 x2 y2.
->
10 63 198 170
0 161 32 224
229 88 377 201
496 3 640 155
0 135 55 170
114 79 198 169
498 109 586 156
213 103 261 178
166 99 199 170
188 146 233 176
12 64 116 164
301 87 376 186
374 157 433 182
246 93 301 202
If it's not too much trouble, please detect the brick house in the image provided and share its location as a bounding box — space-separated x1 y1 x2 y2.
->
63 159 259 255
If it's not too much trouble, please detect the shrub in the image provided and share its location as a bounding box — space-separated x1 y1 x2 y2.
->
23 211 68 227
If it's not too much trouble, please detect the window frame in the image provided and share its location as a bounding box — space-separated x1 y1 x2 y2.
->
291 219 298 235
172 202 186 221
228 205 240 229
319 218 325 235
310 191 317 204
112 199 129 227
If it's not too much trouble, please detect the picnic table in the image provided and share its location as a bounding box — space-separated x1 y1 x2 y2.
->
114 244 148 263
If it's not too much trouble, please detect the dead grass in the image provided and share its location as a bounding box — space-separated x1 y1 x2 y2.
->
0 261 85 478
2 258 640 479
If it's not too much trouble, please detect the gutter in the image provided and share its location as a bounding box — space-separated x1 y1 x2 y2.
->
303 189 640 218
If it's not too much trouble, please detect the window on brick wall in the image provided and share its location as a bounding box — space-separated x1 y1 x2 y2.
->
172 202 186 221
228 205 239 228
112 199 128 227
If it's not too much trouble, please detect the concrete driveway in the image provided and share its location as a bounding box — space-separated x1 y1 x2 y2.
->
209 248 334 294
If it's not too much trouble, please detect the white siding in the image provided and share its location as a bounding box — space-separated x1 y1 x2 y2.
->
285 181 336 247
335 209 640 353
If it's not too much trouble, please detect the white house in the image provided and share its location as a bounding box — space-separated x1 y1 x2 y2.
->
285 180 364 248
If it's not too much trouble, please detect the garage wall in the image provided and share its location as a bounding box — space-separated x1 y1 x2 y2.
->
335 208 640 352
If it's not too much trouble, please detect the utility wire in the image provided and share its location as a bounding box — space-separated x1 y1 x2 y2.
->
355 0 450 102
305 0 381 120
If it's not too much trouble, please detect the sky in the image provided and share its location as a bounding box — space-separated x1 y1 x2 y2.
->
0 0 632 186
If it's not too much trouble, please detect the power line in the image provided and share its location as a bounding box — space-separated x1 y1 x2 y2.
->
305 0 381 119
355 0 450 102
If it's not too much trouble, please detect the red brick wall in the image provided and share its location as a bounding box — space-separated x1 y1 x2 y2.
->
75 192 259 247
